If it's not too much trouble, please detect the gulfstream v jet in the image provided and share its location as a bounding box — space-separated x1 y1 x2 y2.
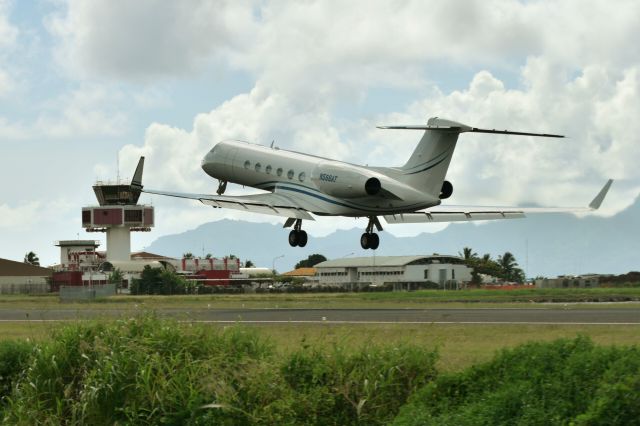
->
132 117 613 250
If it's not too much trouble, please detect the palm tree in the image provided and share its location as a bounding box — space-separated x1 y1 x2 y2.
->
497 252 519 281
459 247 478 262
23 251 40 266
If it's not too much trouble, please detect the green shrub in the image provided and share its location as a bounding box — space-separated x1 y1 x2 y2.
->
393 336 640 426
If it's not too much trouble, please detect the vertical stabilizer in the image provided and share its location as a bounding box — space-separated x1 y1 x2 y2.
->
398 118 461 196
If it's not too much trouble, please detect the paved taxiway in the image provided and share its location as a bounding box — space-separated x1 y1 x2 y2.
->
1 307 639 325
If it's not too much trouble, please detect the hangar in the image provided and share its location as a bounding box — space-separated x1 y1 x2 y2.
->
0 258 52 294
315 255 472 290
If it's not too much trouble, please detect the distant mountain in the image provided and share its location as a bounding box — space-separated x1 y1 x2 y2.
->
146 196 640 277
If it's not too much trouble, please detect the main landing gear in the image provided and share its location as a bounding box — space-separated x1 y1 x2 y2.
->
216 179 227 195
361 216 382 250
285 218 308 247
283 216 382 250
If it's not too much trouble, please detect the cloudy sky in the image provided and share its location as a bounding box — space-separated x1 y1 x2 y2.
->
1 0 639 265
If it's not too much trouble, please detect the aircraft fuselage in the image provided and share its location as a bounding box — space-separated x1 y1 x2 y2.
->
201 140 439 216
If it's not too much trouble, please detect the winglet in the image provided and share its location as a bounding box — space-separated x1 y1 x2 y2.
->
589 179 613 210
131 156 145 190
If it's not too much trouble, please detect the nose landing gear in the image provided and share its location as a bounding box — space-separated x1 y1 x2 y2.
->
361 216 382 250
284 218 308 247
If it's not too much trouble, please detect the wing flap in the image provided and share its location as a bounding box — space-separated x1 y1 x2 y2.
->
384 211 525 224
200 198 313 219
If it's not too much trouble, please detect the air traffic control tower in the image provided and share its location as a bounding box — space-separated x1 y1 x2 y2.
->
81 158 154 262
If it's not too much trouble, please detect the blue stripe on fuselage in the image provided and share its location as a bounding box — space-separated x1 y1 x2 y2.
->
254 180 428 214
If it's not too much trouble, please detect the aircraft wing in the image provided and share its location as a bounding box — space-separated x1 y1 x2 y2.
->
384 179 613 224
143 188 315 220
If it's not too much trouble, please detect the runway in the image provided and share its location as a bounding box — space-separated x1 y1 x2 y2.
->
1 307 639 325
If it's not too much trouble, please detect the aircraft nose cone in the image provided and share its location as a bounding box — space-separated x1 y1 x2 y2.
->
201 149 217 176
201 150 213 167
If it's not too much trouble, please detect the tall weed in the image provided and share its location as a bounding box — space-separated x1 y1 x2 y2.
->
279 343 438 425
4 316 274 425
0 340 32 404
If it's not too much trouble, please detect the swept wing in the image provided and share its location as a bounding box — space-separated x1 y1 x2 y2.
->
143 188 315 220
384 179 613 224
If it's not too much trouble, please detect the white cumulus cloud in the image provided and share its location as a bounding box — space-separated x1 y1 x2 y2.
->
46 0 256 80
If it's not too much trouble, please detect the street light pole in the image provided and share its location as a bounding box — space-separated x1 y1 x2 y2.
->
272 255 284 274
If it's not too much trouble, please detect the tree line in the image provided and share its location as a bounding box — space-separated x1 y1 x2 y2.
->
459 247 526 284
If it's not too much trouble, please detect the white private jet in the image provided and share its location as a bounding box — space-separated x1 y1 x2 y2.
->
131 117 613 250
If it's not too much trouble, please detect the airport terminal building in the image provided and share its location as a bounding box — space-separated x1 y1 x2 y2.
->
315 255 472 290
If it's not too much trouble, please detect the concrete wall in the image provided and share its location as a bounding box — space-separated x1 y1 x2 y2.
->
106 227 131 262
0 277 49 294
0 276 48 285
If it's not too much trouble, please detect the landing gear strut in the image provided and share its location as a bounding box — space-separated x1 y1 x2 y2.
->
361 216 382 250
285 218 308 247
216 180 227 195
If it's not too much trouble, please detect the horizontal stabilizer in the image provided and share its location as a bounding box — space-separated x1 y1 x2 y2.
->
378 125 564 138
378 117 564 138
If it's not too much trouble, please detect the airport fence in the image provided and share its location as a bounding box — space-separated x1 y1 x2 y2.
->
59 284 116 302
0 283 50 295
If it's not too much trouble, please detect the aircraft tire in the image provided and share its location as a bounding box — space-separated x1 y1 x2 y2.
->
360 233 370 250
288 230 299 247
370 233 379 250
298 230 308 247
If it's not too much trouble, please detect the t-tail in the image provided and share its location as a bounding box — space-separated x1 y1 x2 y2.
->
378 117 564 199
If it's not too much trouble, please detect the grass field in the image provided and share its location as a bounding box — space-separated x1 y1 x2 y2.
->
1 288 638 372
1 290 638 423
1 287 639 310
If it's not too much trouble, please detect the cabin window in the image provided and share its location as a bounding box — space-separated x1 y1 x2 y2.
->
298 172 306 182
287 169 294 179
255 163 262 172
276 167 283 177
244 160 251 169
266 165 272 174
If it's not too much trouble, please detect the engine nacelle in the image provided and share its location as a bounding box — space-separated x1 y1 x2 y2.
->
312 163 383 198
